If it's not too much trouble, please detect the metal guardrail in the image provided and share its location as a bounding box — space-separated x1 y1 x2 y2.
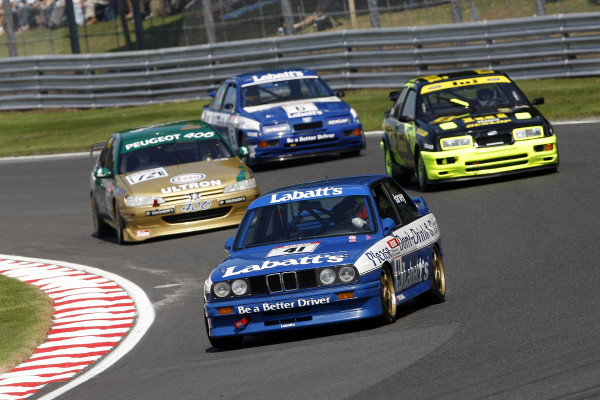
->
1 12 599 110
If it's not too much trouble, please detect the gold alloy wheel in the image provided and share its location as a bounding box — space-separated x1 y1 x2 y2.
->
433 246 446 297
380 267 397 324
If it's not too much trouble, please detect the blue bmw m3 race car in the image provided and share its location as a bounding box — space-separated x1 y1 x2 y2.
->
201 68 365 165
204 175 446 349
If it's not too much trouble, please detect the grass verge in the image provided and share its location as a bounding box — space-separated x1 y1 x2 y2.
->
0 274 54 374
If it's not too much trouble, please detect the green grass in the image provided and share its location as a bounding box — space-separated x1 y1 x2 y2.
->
0 275 54 374
1 76 599 158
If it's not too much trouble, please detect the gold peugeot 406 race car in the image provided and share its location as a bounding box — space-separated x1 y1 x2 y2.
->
381 69 559 191
90 120 260 244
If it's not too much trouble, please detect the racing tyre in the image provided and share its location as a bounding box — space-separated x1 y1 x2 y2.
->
417 152 430 192
114 202 126 245
204 314 243 350
378 265 397 325
417 246 446 305
91 196 111 237
384 144 411 185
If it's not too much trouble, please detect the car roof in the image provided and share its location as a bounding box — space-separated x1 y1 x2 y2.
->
233 68 320 86
250 174 387 209
410 69 509 87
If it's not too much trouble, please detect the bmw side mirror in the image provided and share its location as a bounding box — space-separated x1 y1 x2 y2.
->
225 237 234 252
412 197 430 216
208 90 216 98
93 167 112 179
532 97 545 105
382 217 396 235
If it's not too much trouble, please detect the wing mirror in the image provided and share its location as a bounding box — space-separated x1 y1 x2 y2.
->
382 217 396 235
237 146 250 158
412 197 430 216
225 237 234 252
93 167 112 179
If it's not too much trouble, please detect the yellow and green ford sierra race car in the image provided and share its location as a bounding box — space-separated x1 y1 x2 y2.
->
381 70 559 191
90 120 260 244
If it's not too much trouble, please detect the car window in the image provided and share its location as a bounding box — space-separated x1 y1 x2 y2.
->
209 84 228 111
222 84 237 113
391 87 408 119
400 89 417 121
98 136 115 169
382 180 420 224
372 185 401 226
235 195 375 249
118 136 235 174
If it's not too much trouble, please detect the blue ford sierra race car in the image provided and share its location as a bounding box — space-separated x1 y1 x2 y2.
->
201 68 365 165
204 175 446 349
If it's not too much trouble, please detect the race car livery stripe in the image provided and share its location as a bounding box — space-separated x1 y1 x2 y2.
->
354 213 440 275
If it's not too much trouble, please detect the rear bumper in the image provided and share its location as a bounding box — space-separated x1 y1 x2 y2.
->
247 127 364 164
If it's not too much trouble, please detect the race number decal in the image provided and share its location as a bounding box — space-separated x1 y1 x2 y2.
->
267 242 320 257
126 167 168 185
282 103 322 118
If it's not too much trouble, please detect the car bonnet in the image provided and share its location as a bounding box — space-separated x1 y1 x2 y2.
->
211 237 377 281
242 97 350 125
117 158 252 195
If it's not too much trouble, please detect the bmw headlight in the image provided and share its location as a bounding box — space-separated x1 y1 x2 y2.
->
338 266 356 283
262 123 291 135
513 126 543 140
440 135 473 150
319 268 336 285
125 195 165 207
224 178 257 193
213 282 231 298
231 279 249 296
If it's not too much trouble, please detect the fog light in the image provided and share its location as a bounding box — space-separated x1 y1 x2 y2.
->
544 143 554 151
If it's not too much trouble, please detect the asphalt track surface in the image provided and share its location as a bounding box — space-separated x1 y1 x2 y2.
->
1 123 599 400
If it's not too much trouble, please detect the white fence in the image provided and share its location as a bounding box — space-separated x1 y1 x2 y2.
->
1 12 599 110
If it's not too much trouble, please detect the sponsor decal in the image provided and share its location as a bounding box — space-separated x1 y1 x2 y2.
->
124 131 215 151
251 70 305 83
145 208 174 216
219 196 246 205
282 102 322 118
349 235 357 242
223 254 347 278
161 180 222 194
286 133 335 144
462 114 511 129
393 257 429 292
126 167 168 185
393 193 406 204
387 237 400 249
235 296 331 314
267 242 320 257
170 173 206 184
136 229 151 237
270 187 343 203
182 200 212 212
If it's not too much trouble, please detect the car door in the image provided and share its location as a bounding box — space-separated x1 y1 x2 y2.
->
383 86 417 169
203 82 239 148
92 136 118 220
371 179 422 294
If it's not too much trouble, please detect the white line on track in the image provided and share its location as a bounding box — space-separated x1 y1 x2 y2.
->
0 255 154 400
